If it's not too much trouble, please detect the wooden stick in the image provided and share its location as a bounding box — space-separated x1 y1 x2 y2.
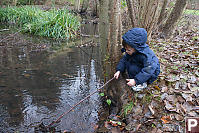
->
47 77 115 128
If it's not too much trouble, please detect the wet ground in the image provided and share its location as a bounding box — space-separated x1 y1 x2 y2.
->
0 23 106 132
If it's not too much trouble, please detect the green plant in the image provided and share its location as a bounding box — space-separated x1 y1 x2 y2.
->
184 9 199 15
17 0 34 5
99 92 105 96
106 99 111 106
121 0 127 9
123 100 134 116
151 123 156 128
142 93 153 104
99 93 112 106
0 6 81 39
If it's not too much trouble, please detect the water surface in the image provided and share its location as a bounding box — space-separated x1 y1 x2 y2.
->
0 24 104 132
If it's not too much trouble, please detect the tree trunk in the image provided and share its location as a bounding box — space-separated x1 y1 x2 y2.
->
108 0 120 53
99 0 109 55
75 0 81 12
12 0 17 6
162 0 187 38
90 0 98 16
118 11 122 45
80 0 89 13
125 0 161 40
126 0 137 27
157 0 168 25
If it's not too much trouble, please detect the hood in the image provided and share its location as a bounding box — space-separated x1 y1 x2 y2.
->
122 28 148 52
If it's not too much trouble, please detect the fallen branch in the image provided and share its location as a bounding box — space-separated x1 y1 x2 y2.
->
47 76 115 128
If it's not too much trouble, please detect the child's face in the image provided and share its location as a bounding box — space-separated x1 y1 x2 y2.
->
125 45 136 55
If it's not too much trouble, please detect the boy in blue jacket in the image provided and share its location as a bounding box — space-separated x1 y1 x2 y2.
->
114 28 160 91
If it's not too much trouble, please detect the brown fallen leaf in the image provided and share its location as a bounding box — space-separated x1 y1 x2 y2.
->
154 85 160 91
176 102 182 114
161 115 172 124
175 114 184 121
164 100 176 112
181 93 193 102
161 86 168 93
156 129 163 133
24 73 30 77
136 124 142 131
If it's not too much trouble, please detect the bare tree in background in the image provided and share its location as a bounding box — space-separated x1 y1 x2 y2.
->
108 0 120 53
80 0 89 13
12 0 17 6
125 0 188 39
125 0 161 39
90 0 98 16
99 0 109 54
157 0 168 26
75 0 80 12
161 0 188 38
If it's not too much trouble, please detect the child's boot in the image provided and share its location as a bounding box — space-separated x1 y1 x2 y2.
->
131 83 147 91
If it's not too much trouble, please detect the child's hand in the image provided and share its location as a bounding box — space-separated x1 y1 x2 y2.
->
114 71 120 79
126 79 136 87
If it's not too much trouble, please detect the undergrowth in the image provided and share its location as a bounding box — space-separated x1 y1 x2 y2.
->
0 6 80 39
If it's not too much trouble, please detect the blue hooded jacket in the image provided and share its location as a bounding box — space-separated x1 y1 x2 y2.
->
116 28 160 85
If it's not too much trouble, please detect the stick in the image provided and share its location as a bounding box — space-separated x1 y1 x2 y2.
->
47 77 115 128
0 29 9 32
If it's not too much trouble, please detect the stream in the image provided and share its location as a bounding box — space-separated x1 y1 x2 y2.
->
0 23 108 132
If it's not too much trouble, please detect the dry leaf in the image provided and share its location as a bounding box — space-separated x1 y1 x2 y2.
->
164 100 176 111
175 114 184 121
161 116 172 124
161 87 168 93
181 93 192 102
154 86 160 91
176 102 182 114
24 73 30 77
136 124 142 131
148 105 155 115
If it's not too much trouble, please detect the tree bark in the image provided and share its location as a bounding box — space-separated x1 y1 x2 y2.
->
90 0 98 16
125 0 161 40
108 0 120 52
157 0 168 25
99 0 109 56
80 0 89 13
75 0 81 12
162 0 187 38
12 0 17 6
126 0 136 27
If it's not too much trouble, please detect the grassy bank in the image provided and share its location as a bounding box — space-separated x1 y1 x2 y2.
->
184 9 199 15
0 6 80 39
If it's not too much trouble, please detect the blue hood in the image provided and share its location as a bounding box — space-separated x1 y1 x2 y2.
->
117 27 160 85
122 28 148 52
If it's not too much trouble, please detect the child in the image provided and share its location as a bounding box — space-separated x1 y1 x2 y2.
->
114 28 160 91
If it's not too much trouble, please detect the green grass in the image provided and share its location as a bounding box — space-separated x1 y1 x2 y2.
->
122 100 135 117
0 6 81 39
184 9 199 15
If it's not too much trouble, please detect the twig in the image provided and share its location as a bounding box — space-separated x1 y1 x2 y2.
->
77 45 102 67
0 29 9 32
47 77 115 128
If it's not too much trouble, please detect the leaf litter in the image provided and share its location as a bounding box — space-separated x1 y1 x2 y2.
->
103 27 198 132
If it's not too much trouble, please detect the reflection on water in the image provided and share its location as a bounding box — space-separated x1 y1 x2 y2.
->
0 26 103 132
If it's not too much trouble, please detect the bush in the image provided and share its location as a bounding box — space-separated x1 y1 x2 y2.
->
0 6 80 39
